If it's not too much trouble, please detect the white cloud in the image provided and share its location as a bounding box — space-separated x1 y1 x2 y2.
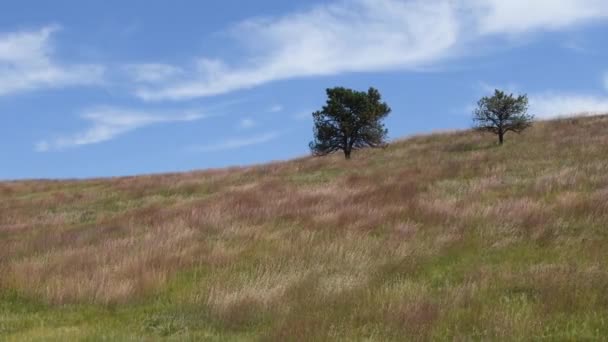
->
477 73 608 118
191 131 280 152
125 63 183 83
561 39 588 53
0 25 104 96
36 107 204 151
132 0 608 101
135 0 459 101
238 118 256 129
530 93 608 118
269 104 283 113
464 0 608 35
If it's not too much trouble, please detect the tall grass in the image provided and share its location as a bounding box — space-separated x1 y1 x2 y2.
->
1 115 608 340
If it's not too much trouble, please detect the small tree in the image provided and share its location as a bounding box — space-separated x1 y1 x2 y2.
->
310 87 391 159
473 89 534 145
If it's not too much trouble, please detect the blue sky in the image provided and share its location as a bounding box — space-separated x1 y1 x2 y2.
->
1 0 608 180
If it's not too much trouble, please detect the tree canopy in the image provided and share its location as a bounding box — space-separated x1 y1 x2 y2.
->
473 89 534 145
310 87 391 159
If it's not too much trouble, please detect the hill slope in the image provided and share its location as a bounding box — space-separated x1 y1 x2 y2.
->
1 115 608 340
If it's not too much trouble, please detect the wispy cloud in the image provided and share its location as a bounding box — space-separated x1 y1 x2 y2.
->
269 104 283 113
36 107 205 151
476 75 608 119
561 39 589 53
124 63 183 83
132 0 608 101
135 0 459 101
237 118 256 130
0 25 104 96
190 131 281 152
466 0 608 35
530 93 608 118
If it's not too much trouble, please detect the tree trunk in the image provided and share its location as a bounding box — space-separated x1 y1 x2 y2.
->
344 148 351 160
498 131 504 145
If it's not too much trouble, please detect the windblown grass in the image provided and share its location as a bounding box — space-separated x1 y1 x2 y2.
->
1 115 608 340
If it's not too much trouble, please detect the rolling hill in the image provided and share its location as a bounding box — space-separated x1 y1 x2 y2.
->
1 115 608 340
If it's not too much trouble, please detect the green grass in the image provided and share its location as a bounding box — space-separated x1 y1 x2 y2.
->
1 115 608 340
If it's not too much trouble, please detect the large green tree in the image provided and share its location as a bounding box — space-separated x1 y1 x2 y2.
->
310 87 391 159
473 89 534 145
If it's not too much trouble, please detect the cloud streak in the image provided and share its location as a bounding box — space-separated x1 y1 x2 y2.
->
466 0 608 35
530 93 608 118
36 107 205 151
191 131 281 152
124 63 183 83
269 104 283 113
135 0 459 101
477 73 608 119
237 118 256 130
133 0 608 101
0 25 104 96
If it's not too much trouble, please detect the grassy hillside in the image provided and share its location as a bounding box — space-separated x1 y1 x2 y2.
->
1 115 608 341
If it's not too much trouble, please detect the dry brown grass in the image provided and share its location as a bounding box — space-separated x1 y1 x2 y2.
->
1 115 608 340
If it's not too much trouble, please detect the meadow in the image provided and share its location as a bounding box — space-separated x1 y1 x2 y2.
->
1 115 608 340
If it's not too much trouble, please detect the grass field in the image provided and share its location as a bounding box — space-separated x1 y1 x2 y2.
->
1 115 608 340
